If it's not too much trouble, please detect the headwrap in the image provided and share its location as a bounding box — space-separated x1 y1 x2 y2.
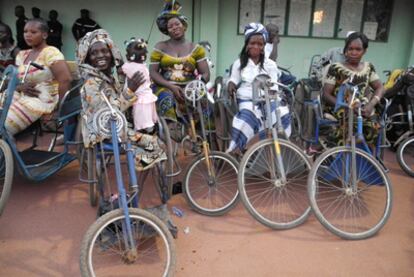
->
76 29 123 68
244 22 268 42
156 0 188 35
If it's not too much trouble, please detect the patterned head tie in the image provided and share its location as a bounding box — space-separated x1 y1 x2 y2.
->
156 0 188 35
76 28 123 68
244 22 268 42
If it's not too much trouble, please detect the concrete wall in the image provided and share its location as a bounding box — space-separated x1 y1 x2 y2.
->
1 0 413 80
0 0 194 61
216 0 414 80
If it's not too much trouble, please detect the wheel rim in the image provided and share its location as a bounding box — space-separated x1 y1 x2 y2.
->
309 148 392 238
240 141 310 227
399 138 414 175
87 213 172 277
185 154 238 213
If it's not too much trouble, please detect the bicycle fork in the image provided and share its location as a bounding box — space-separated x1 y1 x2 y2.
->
110 119 138 262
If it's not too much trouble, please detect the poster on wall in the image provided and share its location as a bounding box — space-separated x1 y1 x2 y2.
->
263 0 287 35
288 0 312 36
312 0 338 37
238 0 262 34
337 0 364 38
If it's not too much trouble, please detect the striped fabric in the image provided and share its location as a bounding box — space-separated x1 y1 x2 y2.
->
227 100 291 153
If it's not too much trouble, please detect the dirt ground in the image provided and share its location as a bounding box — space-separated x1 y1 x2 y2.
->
0 149 413 277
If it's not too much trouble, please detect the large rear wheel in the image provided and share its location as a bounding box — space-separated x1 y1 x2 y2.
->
308 146 393 239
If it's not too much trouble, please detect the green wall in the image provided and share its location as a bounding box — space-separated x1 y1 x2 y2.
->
216 0 414 80
1 0 413 81
0 0 194 61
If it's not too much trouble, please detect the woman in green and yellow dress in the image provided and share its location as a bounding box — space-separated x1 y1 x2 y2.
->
149 2 210 123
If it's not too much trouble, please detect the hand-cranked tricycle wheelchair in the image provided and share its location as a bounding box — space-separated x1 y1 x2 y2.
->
0 64 82 215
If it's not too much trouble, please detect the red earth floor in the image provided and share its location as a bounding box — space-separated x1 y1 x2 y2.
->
0 148 413 276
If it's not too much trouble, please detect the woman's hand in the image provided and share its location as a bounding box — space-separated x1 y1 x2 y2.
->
227 82 237 97
127 71 145 92
170 85 185 103
16 81 41 97
361 102 375 118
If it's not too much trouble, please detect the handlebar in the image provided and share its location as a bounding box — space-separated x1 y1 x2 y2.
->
22 61 44 82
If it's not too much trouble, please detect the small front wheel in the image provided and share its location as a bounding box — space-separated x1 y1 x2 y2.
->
80 208 176 277
183 151 239 216
0 139 13 215
308 146 393 240
397 136 414 177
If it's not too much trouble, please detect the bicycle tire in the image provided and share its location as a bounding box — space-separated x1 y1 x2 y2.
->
308 146 393 240
397 136 414 177
80 208 176 277
0 139 13 215
183 151 239 216
158 117 175 198
238 139 311 229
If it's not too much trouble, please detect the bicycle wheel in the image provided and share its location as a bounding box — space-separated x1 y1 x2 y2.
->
183 151 239 216
238 139 311 229
308 146 393 240
158 117 175 197
397 136 414 177
0 139 13 215
80 208 176 277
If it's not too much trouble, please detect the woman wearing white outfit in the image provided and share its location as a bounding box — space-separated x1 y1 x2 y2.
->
226 22 290 153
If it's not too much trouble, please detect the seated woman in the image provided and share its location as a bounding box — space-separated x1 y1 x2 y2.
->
226 23 291 153
149 1 210 123
4 18 72 135
0 22 19 73
76 29 166 171
322 32 385 146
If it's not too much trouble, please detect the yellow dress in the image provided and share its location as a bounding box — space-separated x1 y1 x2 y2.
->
5 46 64 135
150 44 206 121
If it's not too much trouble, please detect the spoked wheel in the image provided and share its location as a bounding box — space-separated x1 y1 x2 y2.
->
238 139 311 229
157 117 177 198
80 208 176 277
308 146 393 240
397 136 414 177
0 139 13 215
289 110 303 148
183 151 239 216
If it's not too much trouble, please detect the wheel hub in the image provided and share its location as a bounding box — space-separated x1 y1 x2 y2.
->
273 179 285 188
122 249 138 264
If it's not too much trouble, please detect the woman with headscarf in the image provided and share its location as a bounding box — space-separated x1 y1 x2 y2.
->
0 22 19 73
149 0 210 123
5 18 72 135
226 22 290 153
76 29 166 171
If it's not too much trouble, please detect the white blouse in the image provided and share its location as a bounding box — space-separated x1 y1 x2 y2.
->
228 57 280 100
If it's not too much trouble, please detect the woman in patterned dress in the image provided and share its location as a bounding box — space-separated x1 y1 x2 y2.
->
4 18 72 135
76 29 166 171
322 32 385 146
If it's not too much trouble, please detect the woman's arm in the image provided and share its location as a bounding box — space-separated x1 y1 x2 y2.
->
362 79 384 117
50 60 73 97
322 83 337 106
227 60 240 97
197 59 210 83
